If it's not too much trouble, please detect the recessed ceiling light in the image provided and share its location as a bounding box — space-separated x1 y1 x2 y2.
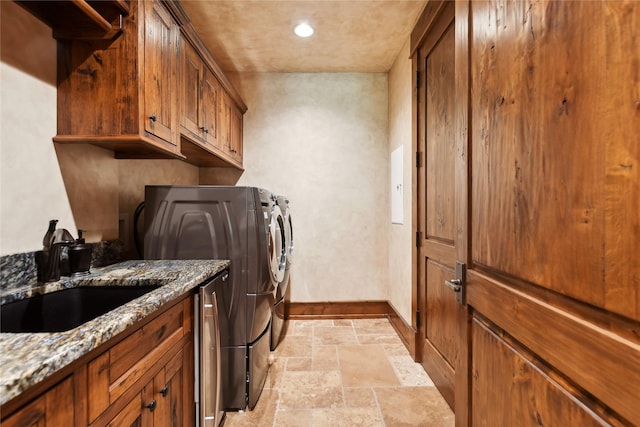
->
294 22 314 38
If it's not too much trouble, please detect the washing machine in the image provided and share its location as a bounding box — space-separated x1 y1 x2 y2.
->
271 195 293 350
143 185 283 410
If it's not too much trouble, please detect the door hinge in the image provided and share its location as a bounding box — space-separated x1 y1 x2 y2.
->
415 310 421 329
415 231 422 248
415 151 422 168
444 261 467 305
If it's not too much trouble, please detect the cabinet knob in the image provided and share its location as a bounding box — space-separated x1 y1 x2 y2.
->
145 399 157 412
149 114 157 122
160 385 169 397
200 126 209 134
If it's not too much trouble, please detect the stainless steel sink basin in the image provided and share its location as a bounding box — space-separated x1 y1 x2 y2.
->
0 286 158 333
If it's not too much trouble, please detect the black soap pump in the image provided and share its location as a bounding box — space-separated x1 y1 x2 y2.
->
68 229 92 276
42 219 58 251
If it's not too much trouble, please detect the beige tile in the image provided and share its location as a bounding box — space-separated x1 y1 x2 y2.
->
343 387 377 408
332 319 353 327
276 334 312 357
358 333 404 345
338 345 400 387
388 355 434 387
311 408 385 427
314 326 357 345
280 370 342 390
224 388 279 427
275 409 313 426
287 357 313 371
352 318 396 335
225 319 455 427
290 320 328 335
279 371 344 409
312 345 339 371
279 386 344 410
383 343 412 356
375 387 455 427
265 355 286 389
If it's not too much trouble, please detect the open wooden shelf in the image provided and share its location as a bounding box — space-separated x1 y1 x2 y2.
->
16 0 129 40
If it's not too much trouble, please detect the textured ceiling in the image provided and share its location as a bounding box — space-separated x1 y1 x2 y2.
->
180 1 427 73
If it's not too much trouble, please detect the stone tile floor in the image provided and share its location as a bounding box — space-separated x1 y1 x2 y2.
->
224 318 455 426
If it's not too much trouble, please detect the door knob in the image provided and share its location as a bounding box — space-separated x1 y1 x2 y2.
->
444 261 466 305
444 279 461 293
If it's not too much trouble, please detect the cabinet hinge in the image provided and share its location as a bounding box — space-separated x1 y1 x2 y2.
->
415 70 421 89
416 151 422 168
415 231 422 248
415 310 421 329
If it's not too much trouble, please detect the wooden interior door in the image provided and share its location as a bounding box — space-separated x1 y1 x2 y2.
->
415 2 460 410
463 0 640 425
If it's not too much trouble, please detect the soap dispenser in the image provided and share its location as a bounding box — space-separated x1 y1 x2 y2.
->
68 229 92 276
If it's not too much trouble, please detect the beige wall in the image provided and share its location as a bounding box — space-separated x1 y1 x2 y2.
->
0 2 78 254
387 39 414 322
203 73 390 303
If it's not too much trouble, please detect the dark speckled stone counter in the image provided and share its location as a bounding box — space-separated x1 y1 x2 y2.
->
0 259 229 406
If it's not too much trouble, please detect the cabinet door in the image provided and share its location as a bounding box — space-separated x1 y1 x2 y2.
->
201 69 220 149
2 376 75 427
143 0 177 145
107 381 154 427
180 40 203 139
219 91 232 156
153 350 184 427
219 91 242 164
228 104 243 163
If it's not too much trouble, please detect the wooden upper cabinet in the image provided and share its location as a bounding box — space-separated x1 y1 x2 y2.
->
220 91 243 165
55 0 183 160
143 0 178 146
228 101 243 164
178 33 245 169
52 0 245 167
181 40 204 140
180 40 221 150
16 0 129 40
201 69 221 149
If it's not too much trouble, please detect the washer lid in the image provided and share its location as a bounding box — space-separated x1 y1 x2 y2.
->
269 204 286 284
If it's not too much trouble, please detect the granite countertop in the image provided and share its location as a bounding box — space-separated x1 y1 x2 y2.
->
0 259 229 406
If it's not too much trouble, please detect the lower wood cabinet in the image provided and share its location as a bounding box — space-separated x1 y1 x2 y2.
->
1 376 77 427
1 293 195 427
105 349 186 427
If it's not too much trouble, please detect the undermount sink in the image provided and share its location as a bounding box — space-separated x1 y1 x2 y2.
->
0 286 159 333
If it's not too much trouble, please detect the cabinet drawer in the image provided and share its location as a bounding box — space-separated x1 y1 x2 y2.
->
88 301 187 423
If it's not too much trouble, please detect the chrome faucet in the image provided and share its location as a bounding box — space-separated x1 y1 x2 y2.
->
36 220 76 282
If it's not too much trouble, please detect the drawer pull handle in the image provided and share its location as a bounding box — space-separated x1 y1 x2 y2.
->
160 385 169 397
145 399 157 412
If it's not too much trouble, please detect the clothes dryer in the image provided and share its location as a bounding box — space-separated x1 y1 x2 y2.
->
143 185 277 410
